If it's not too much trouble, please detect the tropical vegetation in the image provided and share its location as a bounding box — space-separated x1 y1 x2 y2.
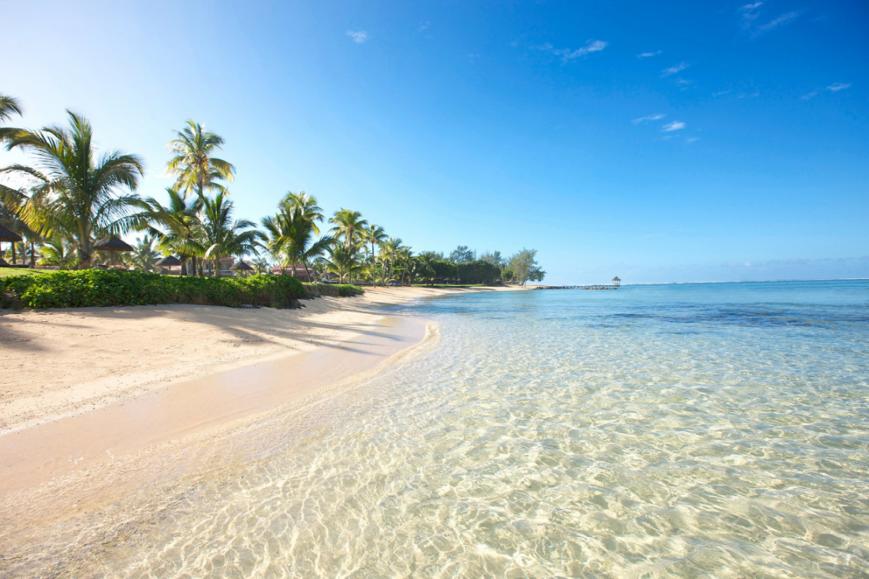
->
0 94 545 308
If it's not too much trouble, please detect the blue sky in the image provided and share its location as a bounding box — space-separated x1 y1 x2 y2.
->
2 0 867 284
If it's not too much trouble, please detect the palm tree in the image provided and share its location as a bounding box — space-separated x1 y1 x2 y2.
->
38 236 77 268
0 94 23 143
325 243 360 283
379 237 412 284
167 120 235 199
128 234 160 272
280 191 324 233
134 188 203 275
200 191 262 276
2 111 143 268
363 223 387 266
329 209 367 252
262 206 331 280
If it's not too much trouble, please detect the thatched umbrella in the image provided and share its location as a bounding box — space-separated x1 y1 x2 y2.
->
231 260 254 276
0 224 23 265
156 255 181 267
94 236 134 267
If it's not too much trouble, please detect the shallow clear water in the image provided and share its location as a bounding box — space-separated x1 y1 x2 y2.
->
96 281 869 576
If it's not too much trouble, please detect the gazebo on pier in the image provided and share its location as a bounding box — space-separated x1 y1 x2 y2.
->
612 276 621 288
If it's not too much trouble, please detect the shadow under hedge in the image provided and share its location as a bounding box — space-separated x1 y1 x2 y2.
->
302 282 365 298
0 270 306 309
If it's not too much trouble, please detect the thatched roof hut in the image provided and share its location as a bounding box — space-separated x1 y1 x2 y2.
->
0 224 22 242
231 260 254 275
93 237 134 252
156 255 182 267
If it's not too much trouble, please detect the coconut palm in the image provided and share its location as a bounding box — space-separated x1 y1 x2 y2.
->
363 223 387 265
134 188 204 275
200 191 262 276
0 94 23 142
2 111 143 268
262 205 331 280
127 234 160 272
329 208 367 253
280 191 324 233
38 236 76 268
325 243 360 283
167 120 235 199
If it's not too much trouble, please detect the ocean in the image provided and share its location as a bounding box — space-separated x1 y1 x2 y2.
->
87 281 869 576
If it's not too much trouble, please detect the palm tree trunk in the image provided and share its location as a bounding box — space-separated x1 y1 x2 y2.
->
29 241 35 268
11 242 16 265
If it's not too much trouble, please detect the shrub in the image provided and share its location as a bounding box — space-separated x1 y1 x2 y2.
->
303 282 365 298
0 270 305 309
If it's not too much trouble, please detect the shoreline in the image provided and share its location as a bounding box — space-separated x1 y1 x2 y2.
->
0 285 526 570
0 285 524 435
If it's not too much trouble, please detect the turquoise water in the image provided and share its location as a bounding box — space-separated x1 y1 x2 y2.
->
88 281 869 575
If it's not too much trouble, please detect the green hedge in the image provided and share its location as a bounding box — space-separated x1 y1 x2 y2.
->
303 282 365 298
0 270 305 309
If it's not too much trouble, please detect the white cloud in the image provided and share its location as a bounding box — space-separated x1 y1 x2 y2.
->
740 2 801 36
632 113 666 124
637 50 662 59
537 39 607 62
661 62 688 77
802 82 852 100
662 121 686 132
346 30 368 44
757 11 800 32
739 2 764 27
827 82 851 92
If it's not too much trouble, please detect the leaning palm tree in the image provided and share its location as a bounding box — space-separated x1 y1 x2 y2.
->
200 191 262 276
2 111 143 268
262 207 332 280
134 188 204 275
329 208 367 253
167 120 235 199
0 94 23 143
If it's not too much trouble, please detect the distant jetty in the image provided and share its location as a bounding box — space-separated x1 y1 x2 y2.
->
537 276 621 291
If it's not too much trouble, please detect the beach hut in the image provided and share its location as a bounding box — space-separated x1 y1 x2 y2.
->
0 223 23 265
612 276 621 288
94 236 133 267
231 260 254 276
156 254 182 274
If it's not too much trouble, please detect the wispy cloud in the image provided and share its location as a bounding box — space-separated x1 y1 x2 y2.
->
346 30 368 44
637 50 661 59
739 1 764 28
661 62 688 77
802 82 852 100
757 10 800 32
536 39 608 63
632 113 666 124
740 2 801 36
662 121 686 132
827 82 851 92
